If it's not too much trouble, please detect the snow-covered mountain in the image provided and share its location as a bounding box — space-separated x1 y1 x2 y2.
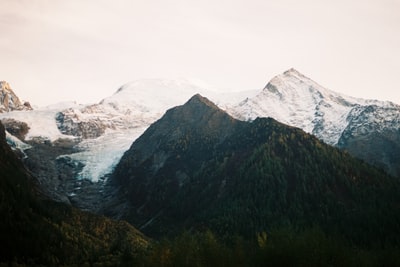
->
52 79 257 182
56 79 213 138
229 68 400 176
230 69 398 144
0 81 32 113
54 80 220 181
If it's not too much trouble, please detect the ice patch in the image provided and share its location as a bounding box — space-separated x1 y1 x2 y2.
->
0 103 79 141
5 131 32 157
65 127 147 182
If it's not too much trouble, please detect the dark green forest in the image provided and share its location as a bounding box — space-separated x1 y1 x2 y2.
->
178 118 400 245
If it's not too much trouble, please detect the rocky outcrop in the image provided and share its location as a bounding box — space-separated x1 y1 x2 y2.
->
21 137 82 204
54 79 213 140
56 109 107 139
1 118 30 140
0 81 32 113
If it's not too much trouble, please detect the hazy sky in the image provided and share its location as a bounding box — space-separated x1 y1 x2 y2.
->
1 0 399 106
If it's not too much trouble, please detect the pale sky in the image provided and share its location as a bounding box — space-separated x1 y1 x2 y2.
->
1 0 399 106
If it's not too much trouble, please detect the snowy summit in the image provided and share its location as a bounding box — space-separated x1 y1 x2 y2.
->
230 68 400 146
0 81 32 113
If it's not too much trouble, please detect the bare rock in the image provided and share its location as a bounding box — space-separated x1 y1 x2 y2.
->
0 81 33 112
1 118 30 140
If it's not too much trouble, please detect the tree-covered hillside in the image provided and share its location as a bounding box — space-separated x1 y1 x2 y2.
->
110 95 400 248
0 122 148 266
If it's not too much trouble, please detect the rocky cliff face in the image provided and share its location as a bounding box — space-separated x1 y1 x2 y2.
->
56 106 108 139
1 118 30 140
0 81 32 112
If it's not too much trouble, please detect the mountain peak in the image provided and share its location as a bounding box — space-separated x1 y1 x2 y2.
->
186 93 219 110
283 67 303 76
163 94 234 129
112 94 239 185
262 70 303 98
236 69 361 145
0 81 32 113
0 81 11 91
264 68 313 90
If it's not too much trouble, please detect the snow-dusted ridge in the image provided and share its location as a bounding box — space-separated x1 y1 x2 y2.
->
5 131 31 157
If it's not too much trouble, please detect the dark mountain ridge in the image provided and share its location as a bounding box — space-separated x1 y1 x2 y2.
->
108 94 400 245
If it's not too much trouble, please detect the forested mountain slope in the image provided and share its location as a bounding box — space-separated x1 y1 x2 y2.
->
0 122 148 266
109 95 400 247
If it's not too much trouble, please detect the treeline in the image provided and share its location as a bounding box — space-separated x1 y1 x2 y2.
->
0 194 148 266
143 227 400 267
3 225 400 266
